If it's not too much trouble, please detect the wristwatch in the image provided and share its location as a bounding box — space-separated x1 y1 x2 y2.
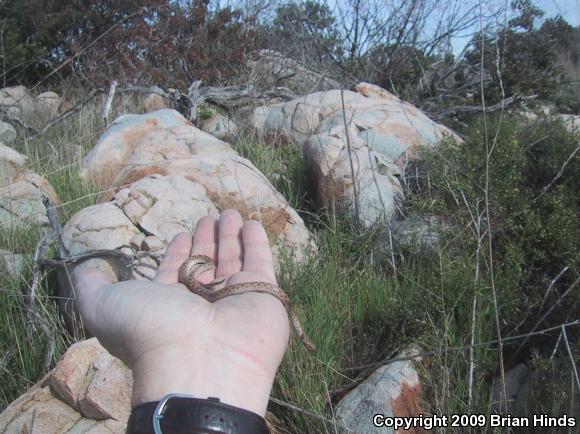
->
126 394 271 434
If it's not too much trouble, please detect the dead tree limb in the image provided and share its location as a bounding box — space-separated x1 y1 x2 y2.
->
101 80 118 126
38 248 161 269
187 80 204 122
116 83 297 112
26 197 61 369
432 94 538 120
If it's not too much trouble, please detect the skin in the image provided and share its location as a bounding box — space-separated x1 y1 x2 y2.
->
177 256 316 351
72 209 289 417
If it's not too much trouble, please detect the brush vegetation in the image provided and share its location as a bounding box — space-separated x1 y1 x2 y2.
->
0 100 578 433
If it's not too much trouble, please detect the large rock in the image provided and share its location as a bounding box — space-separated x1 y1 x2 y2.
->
200 111 238 140
336 348 424 434
371 215 446 263
0 339 131 434
0 249 26 277
247 49 341 94
254 82 458 226
0 338 282 433
62 109 314 326
558 114 580 132
142 86 170 113
0 144 61 228
0 85 33 117
36 91 63 115
0 122 16 143
77 109 312 262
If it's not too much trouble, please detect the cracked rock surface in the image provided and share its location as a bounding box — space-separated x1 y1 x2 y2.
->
254 82 459 226
0 339 131 434
75 109 313 266
0 339 282 434
60 109 314 330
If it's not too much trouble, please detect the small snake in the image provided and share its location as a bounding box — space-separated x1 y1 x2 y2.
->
177 255 315 352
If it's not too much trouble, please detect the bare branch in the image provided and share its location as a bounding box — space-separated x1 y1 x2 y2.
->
101 80 118 126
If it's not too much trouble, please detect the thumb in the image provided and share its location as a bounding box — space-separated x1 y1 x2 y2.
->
71 265 115 327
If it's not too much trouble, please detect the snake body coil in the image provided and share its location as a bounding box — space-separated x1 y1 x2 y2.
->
178 255 315 351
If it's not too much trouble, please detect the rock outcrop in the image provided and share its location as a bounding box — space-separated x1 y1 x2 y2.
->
60 109 313 327
254 82 458 226
142 86 170 113
371 215 446 263
36 91 64 115
247 49 341 94
0 339 282 434
0 144 61 228
336 348 424 434
0 339 131 433
200 111 238 140
0 86 33 117
76 109 312 263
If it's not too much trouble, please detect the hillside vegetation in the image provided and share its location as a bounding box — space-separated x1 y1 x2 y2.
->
0 0 578 432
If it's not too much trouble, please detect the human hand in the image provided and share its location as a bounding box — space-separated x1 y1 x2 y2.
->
72 209 289 416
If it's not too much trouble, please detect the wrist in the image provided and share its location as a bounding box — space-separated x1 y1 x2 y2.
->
129 340 276 417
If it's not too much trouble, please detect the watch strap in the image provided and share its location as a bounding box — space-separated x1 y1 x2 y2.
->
126 396 271 434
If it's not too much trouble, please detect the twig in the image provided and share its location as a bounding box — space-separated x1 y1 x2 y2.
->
269 397 354 433
468 296 478 411
343 320 580 373
539 266 571 312
101 80 118 126
510 276 579 364
477 0 508 411
38 248 161 269
549 328 563 360
561 325 580 391
535 143 580 200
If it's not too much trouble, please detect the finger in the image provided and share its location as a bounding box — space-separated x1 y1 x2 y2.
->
72 266 115 327
216 209 244 278
190 216 219 283
241 220 276 283
153 232 193 284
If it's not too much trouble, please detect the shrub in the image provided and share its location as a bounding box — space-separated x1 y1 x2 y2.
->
0 0 260 87
410 115 579 342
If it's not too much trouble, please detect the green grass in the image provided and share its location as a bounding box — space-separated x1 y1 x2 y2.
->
0 92 137 409
0 100 577 433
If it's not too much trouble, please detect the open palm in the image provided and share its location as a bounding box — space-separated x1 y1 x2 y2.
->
73 209 289 416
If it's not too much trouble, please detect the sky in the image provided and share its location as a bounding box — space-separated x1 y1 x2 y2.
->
539 0 579 26
230 0 579 53
449 0 579 53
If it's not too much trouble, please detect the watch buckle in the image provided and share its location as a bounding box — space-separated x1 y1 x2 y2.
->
152 393 197 434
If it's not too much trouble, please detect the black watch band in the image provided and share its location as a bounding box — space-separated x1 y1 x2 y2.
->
126 396 271 434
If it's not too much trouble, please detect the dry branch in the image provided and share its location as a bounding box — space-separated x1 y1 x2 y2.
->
27 197 61 369
117 82 297 116
432 94 537 120
101 80 118 126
